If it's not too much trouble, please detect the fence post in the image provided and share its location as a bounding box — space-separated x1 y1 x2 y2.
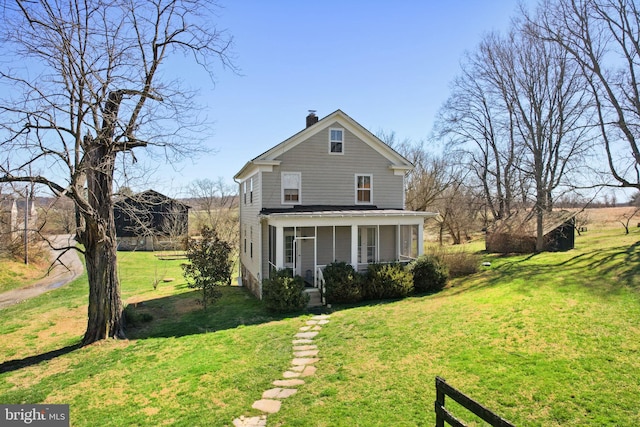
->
435 376 445 427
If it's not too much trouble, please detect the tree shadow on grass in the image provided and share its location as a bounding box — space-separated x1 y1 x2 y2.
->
446 240 640 298
123 285 315 339
0 286 317 374
0 343 82 375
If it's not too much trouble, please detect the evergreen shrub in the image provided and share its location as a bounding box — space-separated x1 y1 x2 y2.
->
410 255 448 293
362 263 413 300
322 261 362 303
262 269 309 313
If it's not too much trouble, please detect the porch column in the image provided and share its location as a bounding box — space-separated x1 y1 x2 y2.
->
275 225 284 269
350 225 358 270
396 224 401 260
418 221 425 256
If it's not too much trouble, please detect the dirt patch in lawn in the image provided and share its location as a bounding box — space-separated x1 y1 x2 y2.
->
173 296 200 315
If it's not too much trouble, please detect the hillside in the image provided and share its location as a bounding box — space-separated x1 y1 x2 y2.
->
0 215 638 425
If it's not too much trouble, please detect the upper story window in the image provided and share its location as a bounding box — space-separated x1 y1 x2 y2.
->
282 172 301 204
356 174 372 204
329 128 344 154
249 177 253 204
243 181 247 204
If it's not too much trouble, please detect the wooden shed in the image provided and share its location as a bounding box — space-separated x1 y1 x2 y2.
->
485 210 576 253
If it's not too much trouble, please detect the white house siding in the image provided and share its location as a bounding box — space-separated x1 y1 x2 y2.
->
260 122 404 209
238 172 262 298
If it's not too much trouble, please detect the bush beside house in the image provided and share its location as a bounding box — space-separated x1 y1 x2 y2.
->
262 269 309 313
263 252 465 311
363 263 414 300
410 255 449 293
323 262 362 303
321 256 453 305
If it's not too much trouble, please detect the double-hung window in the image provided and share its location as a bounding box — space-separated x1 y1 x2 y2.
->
329 128 344 154
243 181 247 204
282 172 301 204
355 174 372 204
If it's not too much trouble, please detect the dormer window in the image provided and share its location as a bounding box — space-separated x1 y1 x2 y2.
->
329 128 344 154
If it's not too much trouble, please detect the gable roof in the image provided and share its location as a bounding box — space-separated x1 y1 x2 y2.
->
234 109 414 181
488 210 577 237
114 190 190 210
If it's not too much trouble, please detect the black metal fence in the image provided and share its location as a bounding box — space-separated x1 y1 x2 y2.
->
434 376 516 427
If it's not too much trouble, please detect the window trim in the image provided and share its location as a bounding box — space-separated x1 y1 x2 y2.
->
329 128 344 155
355 174 373 204
243 181 247 204
281 171 302 205
249 177 253 204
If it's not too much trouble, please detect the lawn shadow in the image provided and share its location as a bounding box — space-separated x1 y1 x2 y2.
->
0 343 82 375
435 239 640 299
124 285 319 340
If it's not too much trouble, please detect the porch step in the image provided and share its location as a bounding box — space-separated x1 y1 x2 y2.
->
303 288 322 308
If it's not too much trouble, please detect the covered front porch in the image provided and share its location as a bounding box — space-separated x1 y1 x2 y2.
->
261 209 435 290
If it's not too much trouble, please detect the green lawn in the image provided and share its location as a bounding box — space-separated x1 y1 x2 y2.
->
0 228 639 426
0 259 49 294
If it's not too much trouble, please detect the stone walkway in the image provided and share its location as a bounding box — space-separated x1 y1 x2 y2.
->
232 314 331 427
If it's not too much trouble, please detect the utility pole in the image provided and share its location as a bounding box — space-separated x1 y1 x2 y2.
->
24 185 28 265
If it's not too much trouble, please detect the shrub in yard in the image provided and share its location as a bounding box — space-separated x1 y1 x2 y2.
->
322 261 363 303
362 263 413 300
425 245 480 278
182 226 233 310
262 269 309 313
410 254 448 293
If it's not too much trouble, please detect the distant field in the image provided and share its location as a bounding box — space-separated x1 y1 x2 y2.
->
582 206 639 228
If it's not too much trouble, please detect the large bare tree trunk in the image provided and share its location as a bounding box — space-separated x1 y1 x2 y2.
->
81 141 124 344
83 225 124 343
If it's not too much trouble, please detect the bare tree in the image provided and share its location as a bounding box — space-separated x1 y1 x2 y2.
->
434 178 485 245
159 204 189 251
187 177 238 253
435 36 525 221
619 191 640 233
511 21 594 251
377 131 451 212
0 0 233 344
532 0 640 191
437 16 594 251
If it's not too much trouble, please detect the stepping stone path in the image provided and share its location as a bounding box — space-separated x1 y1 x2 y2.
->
231 314 331 427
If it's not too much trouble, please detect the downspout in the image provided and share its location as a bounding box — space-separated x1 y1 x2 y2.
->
232 176 242 287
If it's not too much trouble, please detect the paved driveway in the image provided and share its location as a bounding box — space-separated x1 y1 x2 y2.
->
0 235 84 309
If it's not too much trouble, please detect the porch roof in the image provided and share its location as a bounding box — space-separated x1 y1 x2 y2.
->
259 205 437 220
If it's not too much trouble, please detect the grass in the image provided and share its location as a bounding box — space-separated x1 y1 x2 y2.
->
0 226 639 426
0 258 50 294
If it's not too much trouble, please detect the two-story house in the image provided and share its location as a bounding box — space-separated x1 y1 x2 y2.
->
234 109 437 301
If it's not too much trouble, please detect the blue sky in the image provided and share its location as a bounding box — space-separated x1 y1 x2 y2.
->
156 0 530 196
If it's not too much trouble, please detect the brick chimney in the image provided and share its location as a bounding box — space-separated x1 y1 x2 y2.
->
306 110 318 128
